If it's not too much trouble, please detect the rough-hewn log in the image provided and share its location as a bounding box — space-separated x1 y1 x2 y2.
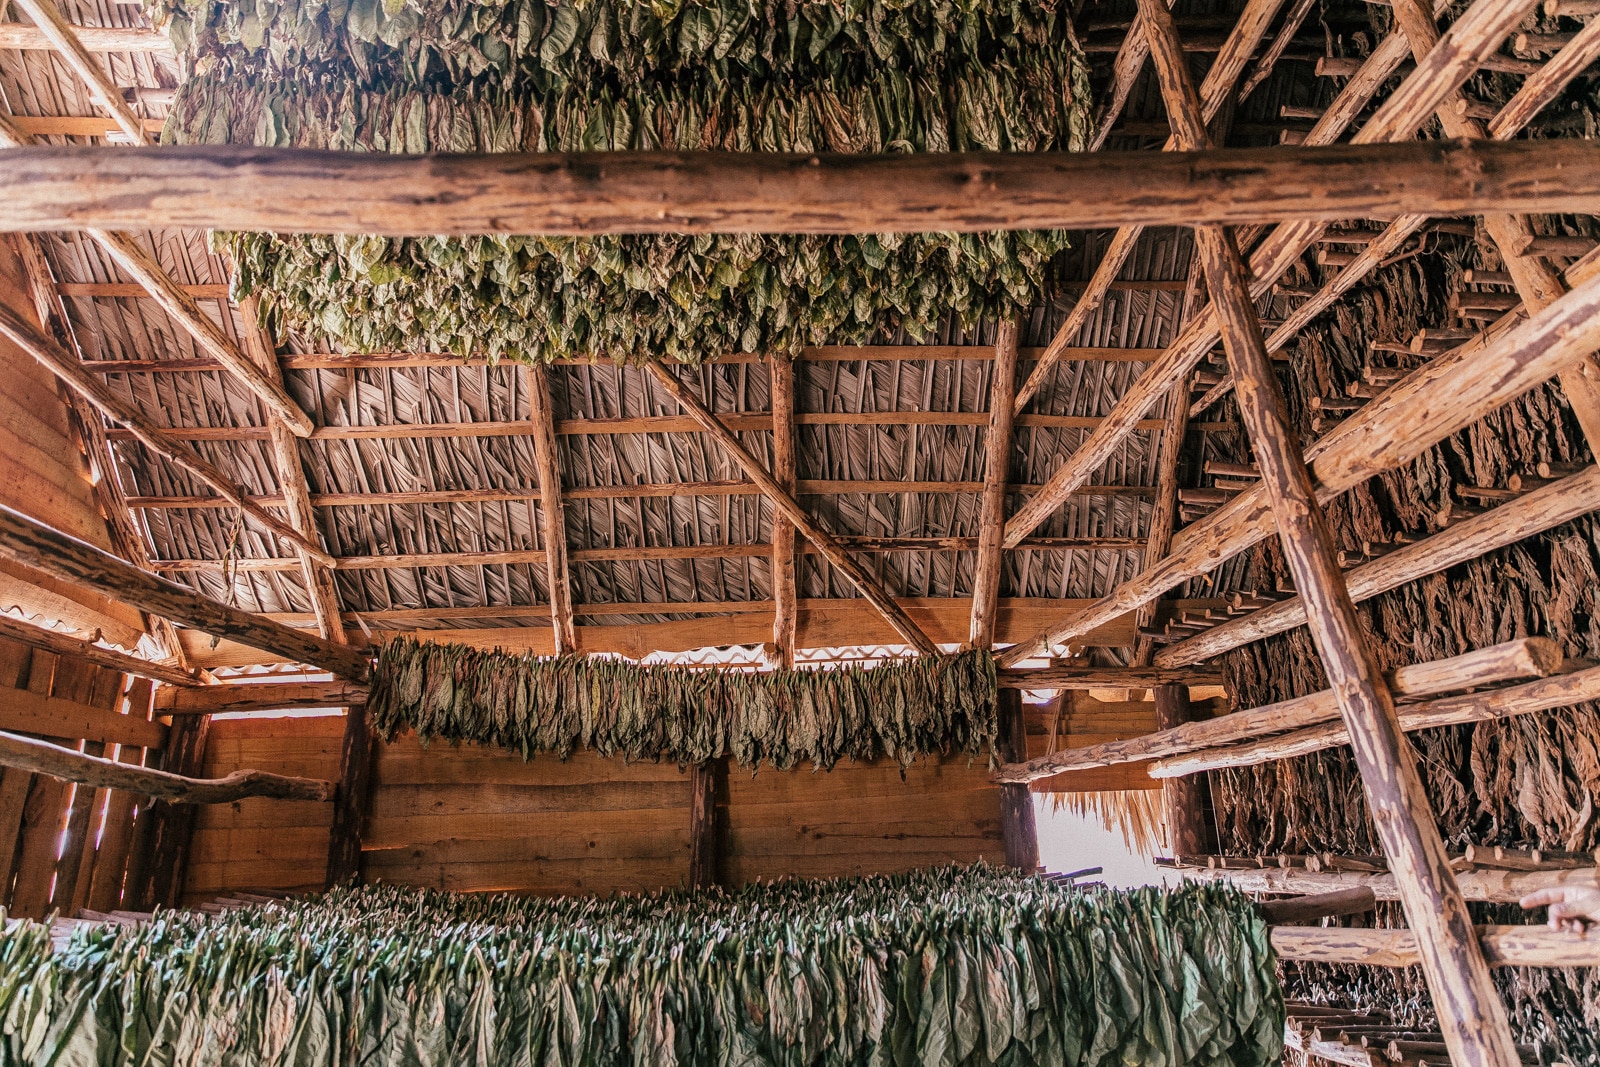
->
0 612 198 687
1151 662 1600 778
526 363 576 654
997 689 1038 871
0 24 170 51
997 665 1223 689
155 679 369 715
769 358 798 669
1258 887 1377 925
1154 684 1215 857
998 246 1600 664
1239 0 1317 99
1185 864 1600 904
644 362 940 655
0 504 371 680
1087 0 1173 152
0 300 331 563
687 757 725 889
8 0 149 145
970 322 1019 649
1489 18 1600 139
1144 8 1517 1057
324 705 373 886
1160 467 1600 665
1272 925 1600 970
0 729 331 803
4 140 1598 236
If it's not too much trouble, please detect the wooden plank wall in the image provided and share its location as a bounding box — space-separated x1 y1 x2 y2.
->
182 717 1011 900
0 633 152 917
1024 692 1166 793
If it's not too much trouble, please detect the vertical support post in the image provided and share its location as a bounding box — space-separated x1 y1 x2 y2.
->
1152 684 1215 857
528 363 577 653
126 711 210 909
688 758 725 889
769 358 799 668
324 703 374 887
971 320 1019 649
1136 2 1522 1061
996 688 1038 871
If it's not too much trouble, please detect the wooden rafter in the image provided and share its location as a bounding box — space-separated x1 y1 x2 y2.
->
7 0 148 144
969 320 1019 650
1139 5 1520 1059
0 23 168 51
0 612 198 688
768 358 798 668
643 362 940 655
526 363 576 653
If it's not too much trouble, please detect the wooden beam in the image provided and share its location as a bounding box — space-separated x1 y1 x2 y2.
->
996 665 1222 689
1152 662 1600 778
1271 925 1600 970
769 358 798 669
997 247 1600 665
1153 684 1214 856
970 321 1019 650
1238 0 1318 99
526 364 576 653
1184 863 1600 905
1159 467 1600 666
996 689 1038 871
0 728 331 803
0 295 331 563
687 758 725 889
1488 17 1600 139
1140 5 1519 1052
0 611 198 688
0 683 164 748
1087 0 1173 152
8 0 148 145
155 679 368 715
644 362 941 655
1258 886 1376 925
0 504 371 680
0 24 169 51
324 705 372 886
3 140 1598 236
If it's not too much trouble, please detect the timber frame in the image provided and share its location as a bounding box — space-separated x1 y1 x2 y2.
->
2 0 1600 1055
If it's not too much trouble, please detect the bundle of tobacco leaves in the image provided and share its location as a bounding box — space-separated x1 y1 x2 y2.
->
0 867 1285 1067
365 637 998 770
145 0 1092 364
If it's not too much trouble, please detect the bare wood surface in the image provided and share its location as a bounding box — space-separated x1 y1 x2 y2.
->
1258 887 1377 925
970 321 1018 650
0 504 371 680
1160 467 1600 665
997 689 1038 871
687 758 725 888
0 612 197 687
1152 663 1600 778
3 140 1599 236
8 0 149 144
644 362 939 655
1272 925 1600 970
769 358 798 669
0 728 333 803
0 24 169 51
324 705 373 886
1155 684 1215 857
0 299 331 563
155 679 369 715
997 665 1223 689
1185 863 1600 904
526 363 576 654
0 682 165 748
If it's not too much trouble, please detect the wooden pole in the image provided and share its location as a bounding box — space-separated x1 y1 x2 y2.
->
0 729 332 804
0 504 371 680
7 0 149 145
644 362 940 655
0 300 332 563
970 321 1019 649
998 640 1568 782
1488 18 1600 139
0 24 169 51
526 364 576 654
156 679 369 715
1184 863 1600 905
687 758 725 889
1141 7 1521 1058
0 612 199 688
324 705 373 886
768 358 799 668
3 140 1599 237
996 688 1038 871
1257 886 1376 925
1271 925 1600 970
997 665 1222 689
1159 466 1600 665
1153 684 1215 856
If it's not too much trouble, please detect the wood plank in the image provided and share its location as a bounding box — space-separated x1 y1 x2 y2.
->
368 781 693 821
0 22 168 51
0 682 164 747
364 825 691 867
997 689 1036 870
0 612 197 687
362 806 686 851
352 857 689 895
373 742 689 787
192 798 332 832
769 358 798 667
687 758 723 888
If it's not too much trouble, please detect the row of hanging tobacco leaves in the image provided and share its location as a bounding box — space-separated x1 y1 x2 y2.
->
366 637 998 769
0 867 1285 1067
145 0 1092 364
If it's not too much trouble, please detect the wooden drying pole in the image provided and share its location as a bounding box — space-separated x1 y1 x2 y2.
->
997 638 1562 782
0 612 199 688
1159 466 1600 665
0 282 330 564
0 729 333 804
1185 863 1600 905
4 140 1600 236
0 24 169 52
996 664 1222 689
1140 5 1521 1059
969 321 1019 650
155 679 369 714
526 364 577 653
0 504 371 680
769 358 799 668
1271 926 1600 970
643 362 940 655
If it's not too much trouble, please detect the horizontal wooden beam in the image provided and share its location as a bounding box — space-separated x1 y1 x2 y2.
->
1271 925 1600 969
3 140 1597 235
1 116 165 139
0 504 371 680
0 24 169 51
1184 864 1600 904
0 684 165 748
996 665 1222 689
994 639 1560 783
0 612 200 687
1258 887 1377 925
0 729 332 803
155 679 368 715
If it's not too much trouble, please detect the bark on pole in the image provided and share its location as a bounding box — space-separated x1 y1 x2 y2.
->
324 705 374 887
996 689 1038 871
